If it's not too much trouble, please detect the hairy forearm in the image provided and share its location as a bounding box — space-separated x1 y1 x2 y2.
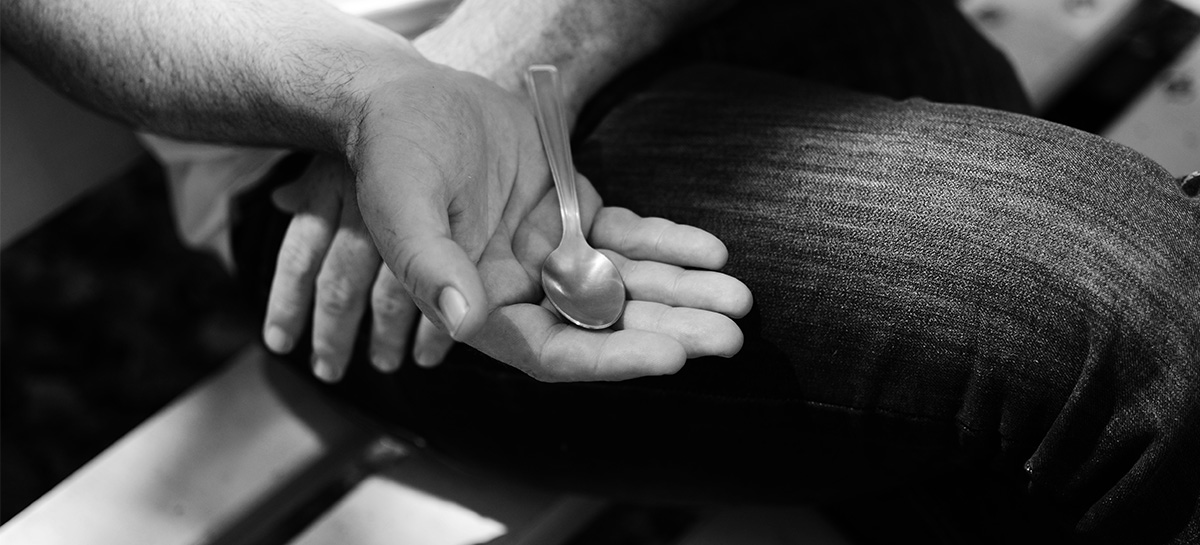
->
415 0 733 121
1 0 424 153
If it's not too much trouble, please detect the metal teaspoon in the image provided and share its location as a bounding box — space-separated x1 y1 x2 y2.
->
526 65 625 329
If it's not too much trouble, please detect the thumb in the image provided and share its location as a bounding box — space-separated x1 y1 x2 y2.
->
357 186 488 342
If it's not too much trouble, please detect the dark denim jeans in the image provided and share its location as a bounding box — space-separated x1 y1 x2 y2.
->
232 1 1200 543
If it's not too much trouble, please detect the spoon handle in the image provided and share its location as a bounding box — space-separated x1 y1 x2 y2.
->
526 65 583 240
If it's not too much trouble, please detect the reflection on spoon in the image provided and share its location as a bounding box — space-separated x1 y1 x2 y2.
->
526 65 625 329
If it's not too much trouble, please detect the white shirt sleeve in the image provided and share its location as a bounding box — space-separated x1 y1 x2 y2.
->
139 133 288 270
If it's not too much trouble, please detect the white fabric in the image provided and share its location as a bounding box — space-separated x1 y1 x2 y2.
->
139 134 288 269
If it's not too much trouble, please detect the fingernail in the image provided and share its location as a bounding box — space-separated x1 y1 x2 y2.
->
312 355 341 383
438 287 469 338
414 349 436 368
264 326 293 353
372 354 400 373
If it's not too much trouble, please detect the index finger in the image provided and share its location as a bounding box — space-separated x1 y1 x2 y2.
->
588 207 729 270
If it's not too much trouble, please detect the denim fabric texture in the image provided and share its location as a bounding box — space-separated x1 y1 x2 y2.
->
578 66 1200 544
231 1 1200 543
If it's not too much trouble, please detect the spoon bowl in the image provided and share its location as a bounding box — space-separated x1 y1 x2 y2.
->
542 237 626 329
527 65 625 329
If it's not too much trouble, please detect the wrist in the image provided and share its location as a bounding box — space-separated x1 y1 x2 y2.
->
338 54 467 175
303 15 433 157
412 1 660 128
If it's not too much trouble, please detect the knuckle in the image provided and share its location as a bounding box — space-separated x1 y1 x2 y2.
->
372 292 409 317
650 220 673 254
669 270 686 299
397 245 423 288
394 243 442 310
523 357 566 383
316 275 362 316
277 238 319 275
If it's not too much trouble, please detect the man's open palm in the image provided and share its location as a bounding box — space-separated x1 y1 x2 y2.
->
266 64 752 381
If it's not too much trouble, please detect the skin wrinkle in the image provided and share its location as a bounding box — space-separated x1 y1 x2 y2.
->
356 71 481 173
495 142 544 239
668 268 686 304
622 257 644 289
650 302 670 342
343 96 373 169
650 220 672 259
499 229 547 294
393 232 436 304
527 317 557 381
312 340 340 361
269 236 330 318
318 251 377 321
592 332 617 380
616 210 640 255
359 74 524 273
276 223 327 282
315 266 366 317
371 284 408 317
267 290 307 320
